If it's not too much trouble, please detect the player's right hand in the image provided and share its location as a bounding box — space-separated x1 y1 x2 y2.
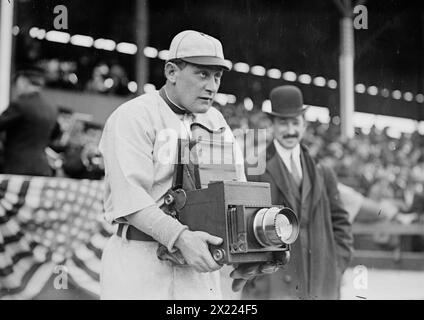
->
174 230 223 273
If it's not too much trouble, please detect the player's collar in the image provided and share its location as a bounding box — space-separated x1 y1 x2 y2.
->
159 86 190 115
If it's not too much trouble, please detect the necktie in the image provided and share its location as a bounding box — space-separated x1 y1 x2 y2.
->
290 153 302 188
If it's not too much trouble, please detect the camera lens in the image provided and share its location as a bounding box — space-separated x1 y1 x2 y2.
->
275 214 292 242
253 207 299 247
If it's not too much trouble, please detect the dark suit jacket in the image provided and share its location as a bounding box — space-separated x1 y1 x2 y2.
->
0 92 58 176
242 142 353 300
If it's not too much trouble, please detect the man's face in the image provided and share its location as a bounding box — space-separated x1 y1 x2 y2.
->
172 63 223 113
273 114 307 150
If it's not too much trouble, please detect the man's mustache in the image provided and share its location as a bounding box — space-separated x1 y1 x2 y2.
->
282 134 299 139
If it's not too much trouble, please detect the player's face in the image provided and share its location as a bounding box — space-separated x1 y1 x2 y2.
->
173 63 223 113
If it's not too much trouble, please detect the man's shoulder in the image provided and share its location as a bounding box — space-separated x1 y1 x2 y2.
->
13 92 56 115
107 91 161 122
116 91 160 113
12 93 38 109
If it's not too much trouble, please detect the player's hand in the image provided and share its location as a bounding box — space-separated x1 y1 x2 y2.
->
229 261 282 292
174 230 223 273
157 245 186 265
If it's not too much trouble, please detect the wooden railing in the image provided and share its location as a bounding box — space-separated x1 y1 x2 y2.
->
352 222 424 271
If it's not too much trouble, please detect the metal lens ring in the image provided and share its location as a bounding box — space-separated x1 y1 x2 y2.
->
253 207 299 247
275 207 299 245
274 213 292 242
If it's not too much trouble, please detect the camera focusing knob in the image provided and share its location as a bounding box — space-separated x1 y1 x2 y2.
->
164 189 187 211
212 248 226 262
164 194 174 205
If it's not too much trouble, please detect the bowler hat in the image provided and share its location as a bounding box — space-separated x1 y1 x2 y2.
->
167 30 231 71
266 85 308 118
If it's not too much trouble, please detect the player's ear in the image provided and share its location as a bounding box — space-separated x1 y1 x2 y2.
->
164 62 179 84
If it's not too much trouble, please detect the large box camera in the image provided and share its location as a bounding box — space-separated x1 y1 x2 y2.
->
170 180 299 265
162 131 299 265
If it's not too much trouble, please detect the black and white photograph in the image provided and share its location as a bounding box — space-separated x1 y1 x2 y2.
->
0 0 423 305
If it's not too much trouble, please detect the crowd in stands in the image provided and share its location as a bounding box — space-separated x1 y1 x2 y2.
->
28 58 133 96
16 42 424 212
306 122 424 211
215 103 424 221
217 103 424 251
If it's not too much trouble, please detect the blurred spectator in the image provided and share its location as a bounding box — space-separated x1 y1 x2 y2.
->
22 47 133 96
61 120 104 180
0 66 58 176
86 62 110 93
38 59 79 89
44 107 104 180
108 63 130 95
85 62 131 96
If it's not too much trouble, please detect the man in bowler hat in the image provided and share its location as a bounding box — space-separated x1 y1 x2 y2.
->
242 85 353 299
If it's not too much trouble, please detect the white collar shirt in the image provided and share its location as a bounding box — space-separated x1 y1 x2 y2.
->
273 139 302 179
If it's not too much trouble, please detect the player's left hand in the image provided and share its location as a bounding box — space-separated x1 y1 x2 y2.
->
229 261 280 292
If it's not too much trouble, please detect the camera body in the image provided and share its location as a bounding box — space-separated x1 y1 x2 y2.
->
177 180 299 265
160 135 299 265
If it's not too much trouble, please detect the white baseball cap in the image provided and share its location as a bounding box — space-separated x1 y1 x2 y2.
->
167 30 232 71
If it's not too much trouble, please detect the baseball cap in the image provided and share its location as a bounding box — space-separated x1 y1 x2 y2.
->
167 30 232 71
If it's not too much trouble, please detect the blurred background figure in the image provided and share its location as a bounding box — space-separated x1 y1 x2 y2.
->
0 66 58 176
61 120 104 180
85 62 110 93
47 108 104 180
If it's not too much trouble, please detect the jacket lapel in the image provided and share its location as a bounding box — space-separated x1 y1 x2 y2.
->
265 143 326 214
265 144 297 210
300 145 324 215
300 150 312 204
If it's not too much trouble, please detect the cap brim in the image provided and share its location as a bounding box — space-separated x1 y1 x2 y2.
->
180 56 231 71
265 106 309 119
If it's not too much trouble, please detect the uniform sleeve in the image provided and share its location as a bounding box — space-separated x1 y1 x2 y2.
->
99 109 188 251
0 103 22 131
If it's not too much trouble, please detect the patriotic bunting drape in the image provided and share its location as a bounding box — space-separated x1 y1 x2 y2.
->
0 174 114 299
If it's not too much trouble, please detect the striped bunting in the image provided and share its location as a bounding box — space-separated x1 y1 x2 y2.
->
0 174 113 299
